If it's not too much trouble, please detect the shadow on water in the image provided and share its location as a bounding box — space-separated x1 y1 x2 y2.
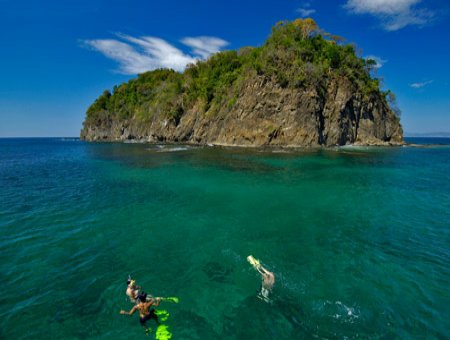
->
203 261 234 284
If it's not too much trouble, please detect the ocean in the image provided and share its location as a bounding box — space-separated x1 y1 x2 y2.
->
1 138 449 339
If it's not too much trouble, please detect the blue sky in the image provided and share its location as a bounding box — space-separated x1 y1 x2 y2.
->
0 0 449 137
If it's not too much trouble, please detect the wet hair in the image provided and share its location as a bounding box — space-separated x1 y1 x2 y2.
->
127 279 131 285
138 292 147 302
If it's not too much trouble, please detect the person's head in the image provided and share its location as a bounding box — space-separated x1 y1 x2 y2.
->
126 275 135 285
138 292 147 302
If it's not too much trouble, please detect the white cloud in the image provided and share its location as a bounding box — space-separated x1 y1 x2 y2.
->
296 8 316 17
82 34 228 75
296 2 316 17
181 36 229 59
345 0 433 31
82 39 156 74
365 55 387 68
347 0 420 15
410 80 433 88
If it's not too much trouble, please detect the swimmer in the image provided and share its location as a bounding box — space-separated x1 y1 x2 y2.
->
120 292 161 329
126 276 141 303
247 255 275 300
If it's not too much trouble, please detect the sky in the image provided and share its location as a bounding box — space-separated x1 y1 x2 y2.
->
0 0 449 137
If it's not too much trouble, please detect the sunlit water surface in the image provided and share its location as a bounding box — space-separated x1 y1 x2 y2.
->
1 138 449 339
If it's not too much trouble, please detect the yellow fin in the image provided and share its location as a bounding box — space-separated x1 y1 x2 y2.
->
155 325 172 340
154 309 170 322
247 255 261 269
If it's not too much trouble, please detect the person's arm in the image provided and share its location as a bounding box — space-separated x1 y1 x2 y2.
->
120 305 137 315
150 297 161 307
256 267 265 275
259 265 271 275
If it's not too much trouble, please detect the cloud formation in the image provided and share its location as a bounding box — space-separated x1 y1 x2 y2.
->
365 55 387 68
345 0 433 31
181 36 229 59
410 80 433 88
296 7 316 17
82 34 229 74
296 2 316 17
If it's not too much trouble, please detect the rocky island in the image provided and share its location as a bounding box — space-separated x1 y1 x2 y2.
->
80 19 403 147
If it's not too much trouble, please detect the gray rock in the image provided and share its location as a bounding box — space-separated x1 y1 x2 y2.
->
80 76 403 147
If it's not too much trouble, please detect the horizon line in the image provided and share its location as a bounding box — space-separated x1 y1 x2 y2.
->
1 135 450 139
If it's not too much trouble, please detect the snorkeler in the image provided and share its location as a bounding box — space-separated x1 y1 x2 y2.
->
247 255 275 300
120 292 161 328
126 276 141 303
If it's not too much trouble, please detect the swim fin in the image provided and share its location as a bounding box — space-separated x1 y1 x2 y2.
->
161 297 179 304
154 309 170 322
247 255 261 269
155 325 172 340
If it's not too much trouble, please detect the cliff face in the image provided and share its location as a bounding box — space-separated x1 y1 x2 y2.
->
81 19 403 147
81 76 402 146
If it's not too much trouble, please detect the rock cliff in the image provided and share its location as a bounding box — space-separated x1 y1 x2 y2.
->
81 19 403 147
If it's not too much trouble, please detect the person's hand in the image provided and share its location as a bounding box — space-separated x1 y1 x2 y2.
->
120 310 126 314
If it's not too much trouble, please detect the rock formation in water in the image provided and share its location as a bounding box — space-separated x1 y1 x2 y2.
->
81 19 403 146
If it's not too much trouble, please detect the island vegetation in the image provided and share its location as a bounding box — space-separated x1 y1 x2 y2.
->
82 18 403 146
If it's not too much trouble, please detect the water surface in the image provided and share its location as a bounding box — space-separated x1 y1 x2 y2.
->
1 138 449 338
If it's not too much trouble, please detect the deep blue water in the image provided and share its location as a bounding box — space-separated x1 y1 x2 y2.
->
0 138 449 339
404 136 450 145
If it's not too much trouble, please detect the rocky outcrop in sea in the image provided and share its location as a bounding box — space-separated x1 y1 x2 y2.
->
81 19 403 147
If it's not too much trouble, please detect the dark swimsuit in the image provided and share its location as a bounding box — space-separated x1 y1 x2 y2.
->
139 308 158 326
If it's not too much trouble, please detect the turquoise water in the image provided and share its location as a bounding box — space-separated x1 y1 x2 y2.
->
1 138 449 339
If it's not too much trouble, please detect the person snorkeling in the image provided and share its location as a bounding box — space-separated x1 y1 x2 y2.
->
247 255 275 300
126 276 141 303
120 292 161 330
